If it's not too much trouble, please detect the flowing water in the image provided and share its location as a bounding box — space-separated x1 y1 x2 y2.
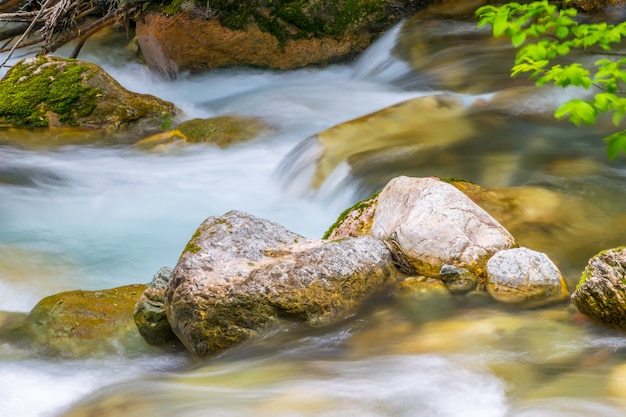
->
1 10 626 417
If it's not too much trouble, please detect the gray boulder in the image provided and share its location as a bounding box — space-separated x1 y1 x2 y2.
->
571 247 626 327
486 247 570 307
165 210 397 358
371 176 517 277
134 266 180 346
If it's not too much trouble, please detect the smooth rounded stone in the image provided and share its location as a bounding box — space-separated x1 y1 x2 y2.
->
371 176 517 277
165 210 397 358
571 247 626 328
486 247 569 307
134 266 180 347
135 116 269 151
439 264 478 295
0 56 179 132
26 284 150 358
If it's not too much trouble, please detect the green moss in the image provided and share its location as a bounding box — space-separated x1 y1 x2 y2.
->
322 190 380 239
576 246 626 290
163 0 390 44
441 177 476 185
0 56 99 128
161 0 185 15
183 228 203 255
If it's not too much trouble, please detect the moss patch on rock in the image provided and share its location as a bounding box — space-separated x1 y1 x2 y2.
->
161 0 396 43
0 55 179 132
135 115 268 151
323 190 380 239
0 56 98 128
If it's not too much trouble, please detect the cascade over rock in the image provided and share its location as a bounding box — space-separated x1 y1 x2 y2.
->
282 94 475 190
135 1 420 77
164 210 397 358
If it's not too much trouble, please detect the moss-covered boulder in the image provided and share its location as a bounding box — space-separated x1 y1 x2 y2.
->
0 56 179 132
165 210 398 358
25 284 151 357
571 247 626 328
135 1 422 77
135 115 268 151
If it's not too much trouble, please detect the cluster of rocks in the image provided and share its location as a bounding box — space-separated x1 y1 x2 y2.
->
1 175 623 358
133 176 573 358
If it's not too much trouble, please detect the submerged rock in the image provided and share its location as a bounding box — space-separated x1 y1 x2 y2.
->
571 247 626 328
371 176 517 277
286 94 475 189
134 267 180 347
486 247 570 307
165 210 397 358
450 180 626 280
439 264 478 295
135 1 419 77
135 115 269 151
0 56 178 132
26 284 150 357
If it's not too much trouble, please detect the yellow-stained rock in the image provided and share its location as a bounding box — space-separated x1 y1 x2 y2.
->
135 116 269 151
26 284 150 357
311 95 474 188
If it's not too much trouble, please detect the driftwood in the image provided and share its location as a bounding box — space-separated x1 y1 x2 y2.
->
0 0 150 67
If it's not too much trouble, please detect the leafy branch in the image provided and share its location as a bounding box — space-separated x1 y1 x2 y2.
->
476 0 626 159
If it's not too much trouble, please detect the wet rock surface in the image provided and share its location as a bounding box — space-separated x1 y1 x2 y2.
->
165 210 397 358
572 246 626 328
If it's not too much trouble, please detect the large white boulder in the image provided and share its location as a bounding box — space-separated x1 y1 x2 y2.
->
371 176 517 277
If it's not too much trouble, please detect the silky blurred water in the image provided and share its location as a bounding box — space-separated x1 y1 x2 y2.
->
1 12 626 417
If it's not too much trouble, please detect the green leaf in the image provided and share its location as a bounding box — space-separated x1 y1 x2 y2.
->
511 31 527 47
493 12 509 37
555 99 597 125
594 93 614 112
603 131 626 159
555 26 569 38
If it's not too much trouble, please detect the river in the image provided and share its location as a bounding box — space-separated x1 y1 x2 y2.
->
2 10 626 417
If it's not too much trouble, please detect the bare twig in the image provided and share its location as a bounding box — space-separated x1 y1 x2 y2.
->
0 0 148 68
0 0 54 68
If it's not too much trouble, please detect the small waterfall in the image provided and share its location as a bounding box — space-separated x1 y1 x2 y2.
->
351 21 413 86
